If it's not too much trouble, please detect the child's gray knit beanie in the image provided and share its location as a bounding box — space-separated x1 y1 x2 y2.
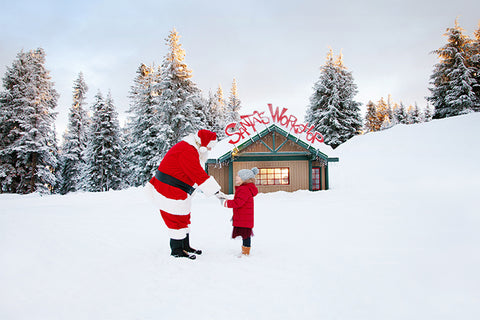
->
238 167 259 181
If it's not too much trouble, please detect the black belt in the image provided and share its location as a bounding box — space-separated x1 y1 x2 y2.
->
155 170 195 195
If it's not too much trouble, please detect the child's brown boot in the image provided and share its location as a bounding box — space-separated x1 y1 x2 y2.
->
242 246 251 255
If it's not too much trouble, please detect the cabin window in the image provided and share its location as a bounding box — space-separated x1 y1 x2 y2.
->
256 168 290 185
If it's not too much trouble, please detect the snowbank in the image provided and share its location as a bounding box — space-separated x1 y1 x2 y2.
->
1 114 479 320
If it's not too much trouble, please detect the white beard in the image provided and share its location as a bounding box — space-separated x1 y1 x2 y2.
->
199 147 208 168
183 134 208 168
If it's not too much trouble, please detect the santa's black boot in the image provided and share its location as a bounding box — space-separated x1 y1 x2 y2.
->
170 238 196 260
183 234 202 255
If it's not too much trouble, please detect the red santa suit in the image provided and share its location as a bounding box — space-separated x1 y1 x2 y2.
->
145 130 221 240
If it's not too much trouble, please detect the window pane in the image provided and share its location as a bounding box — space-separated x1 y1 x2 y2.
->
257 168 290 186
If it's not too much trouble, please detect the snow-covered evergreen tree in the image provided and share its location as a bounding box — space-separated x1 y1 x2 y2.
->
214 85 227 137
51 124 62 193
393 102 408 125
155 28 206 157
216 85 226 114
305 50 362 148
364 101 378 133
191 94 208 133
389 104 399 127
0 80 16 193
424 104 433 122
470 23 480 111
409 103 423 124
380 96 394 130
58 72 89 194
0 48 58 194
386 95 395 122
429 19 477 118
375 97 390 130
84 91 123 192
205 87 226 139
225 78 241 124
124 64 163 187
380 114 393 130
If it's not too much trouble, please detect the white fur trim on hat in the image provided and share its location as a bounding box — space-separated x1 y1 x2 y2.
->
207 139 217 149
199 138 217 153
186 132 217 152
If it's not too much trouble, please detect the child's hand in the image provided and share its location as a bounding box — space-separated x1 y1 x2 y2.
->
219 198 227 207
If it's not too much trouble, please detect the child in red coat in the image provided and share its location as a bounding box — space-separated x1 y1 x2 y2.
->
222 167 259 255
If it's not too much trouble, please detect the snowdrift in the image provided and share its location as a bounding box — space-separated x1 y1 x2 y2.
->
1 114 479 320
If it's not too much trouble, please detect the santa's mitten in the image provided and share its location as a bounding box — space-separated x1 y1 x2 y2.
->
215 191 228 200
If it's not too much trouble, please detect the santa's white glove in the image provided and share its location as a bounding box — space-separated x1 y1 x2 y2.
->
215 191 228 200
215 191 227 206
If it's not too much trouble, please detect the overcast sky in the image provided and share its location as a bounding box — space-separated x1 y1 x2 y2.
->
1 0 479 135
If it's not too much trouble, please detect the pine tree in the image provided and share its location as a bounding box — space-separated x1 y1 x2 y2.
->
424 104 434 122
214 85 227 137
205 87 226 138
337 53 363 136
393 102 408 125
0 48 58 194
125 63 163 187
386 95 395 122
364 101 378 132
376 97 390 130
59 72 89 194
155 28 205 156
429 19 476 118
380 114 393 130
51 124 62 193
380 96 394 130
225 78 241 124
0 81 17 193
216 85 226 113
470 23 480 111
84 91 123 192
305 50 362 148
405 104 421 124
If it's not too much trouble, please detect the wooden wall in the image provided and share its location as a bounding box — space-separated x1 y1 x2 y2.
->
233 160 309 193
206 163 229 193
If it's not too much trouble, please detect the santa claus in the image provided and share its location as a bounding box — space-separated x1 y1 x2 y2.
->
145 129 225 259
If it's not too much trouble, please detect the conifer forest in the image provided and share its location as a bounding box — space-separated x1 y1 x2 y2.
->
1 21 479 194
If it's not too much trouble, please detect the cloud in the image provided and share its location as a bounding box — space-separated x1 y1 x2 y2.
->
1 0 479 135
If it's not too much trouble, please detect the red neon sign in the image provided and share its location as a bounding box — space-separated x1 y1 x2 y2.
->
225 104 324 145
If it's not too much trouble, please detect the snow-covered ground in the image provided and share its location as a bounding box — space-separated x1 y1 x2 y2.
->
1 114 479 320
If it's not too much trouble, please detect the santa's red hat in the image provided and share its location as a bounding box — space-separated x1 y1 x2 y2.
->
196 129 217 152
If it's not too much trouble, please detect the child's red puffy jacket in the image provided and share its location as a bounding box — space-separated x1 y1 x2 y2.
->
225 183 258 228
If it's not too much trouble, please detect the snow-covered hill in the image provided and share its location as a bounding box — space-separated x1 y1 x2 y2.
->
1 114 479 320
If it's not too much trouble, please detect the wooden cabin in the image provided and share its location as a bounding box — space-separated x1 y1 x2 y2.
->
206 124 338 194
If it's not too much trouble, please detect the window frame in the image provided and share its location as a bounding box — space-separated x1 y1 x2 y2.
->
256 167 290 186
